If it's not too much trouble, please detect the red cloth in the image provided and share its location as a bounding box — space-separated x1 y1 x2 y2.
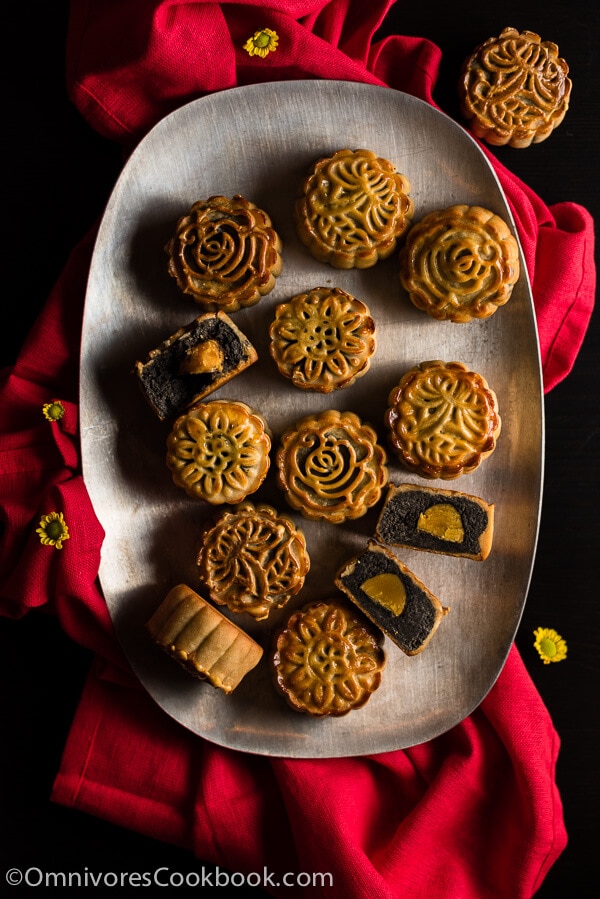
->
3 1 596 895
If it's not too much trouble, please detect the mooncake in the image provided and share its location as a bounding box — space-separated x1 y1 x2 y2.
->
166 399 271 504
146 583 263 693
269 286 376 392
165 194 283 312
197 502 310 620
271 598 386 717
133 311 258 420
335 541 449 656
375 482 495 561
276 409 388 523
459 28 571 148
399 205 520 323
384 360 501 480
294 148 413 269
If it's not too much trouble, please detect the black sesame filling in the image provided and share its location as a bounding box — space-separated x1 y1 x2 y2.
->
338 549 437 654
138 318 246 419
377 490 488 555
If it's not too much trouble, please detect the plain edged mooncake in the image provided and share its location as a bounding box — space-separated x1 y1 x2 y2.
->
146 583 263 693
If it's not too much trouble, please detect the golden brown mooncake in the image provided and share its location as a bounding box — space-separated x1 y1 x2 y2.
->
294 148 414 269
165 194 283 312
271 598 386 717
384 360 501 480
146 583 263 693
268 286 376 392
459 28 572 148
197 502 310 621
399 205 520 323
276 409 388 523
166 399 271 504
335 541 449 657
375 482 495 561
133 311 258 420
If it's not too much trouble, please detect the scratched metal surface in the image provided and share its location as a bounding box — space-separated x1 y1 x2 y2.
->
79 81 543 757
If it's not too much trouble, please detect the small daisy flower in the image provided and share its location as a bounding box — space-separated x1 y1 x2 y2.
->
36 512 70 550
243 28 279 58
533 627 567 664
42 401 65 422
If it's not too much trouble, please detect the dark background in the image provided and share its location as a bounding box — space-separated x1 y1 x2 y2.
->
3 2 598 895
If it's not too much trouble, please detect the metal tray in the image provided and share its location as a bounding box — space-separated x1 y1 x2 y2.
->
80 80 543 757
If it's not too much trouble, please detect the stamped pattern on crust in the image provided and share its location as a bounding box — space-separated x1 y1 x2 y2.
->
269 287 376 392
165 194 283 312
385 360 501 480
276 409 388 523
197 502 310 620
272 599 386 717
459 28 571 148
399 205 520 323
166 400 271 503
294 149 413 269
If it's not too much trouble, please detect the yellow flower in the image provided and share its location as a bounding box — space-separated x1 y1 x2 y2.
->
42 401 65 422
243 28 279 58
36 512 70 550
533 627 567 664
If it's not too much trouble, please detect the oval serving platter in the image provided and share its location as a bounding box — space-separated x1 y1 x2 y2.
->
80 80 543 757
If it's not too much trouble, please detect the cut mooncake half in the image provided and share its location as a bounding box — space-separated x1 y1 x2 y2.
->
146 583 263 693
376 482 494 561
335 541 449 656
133 311 258 421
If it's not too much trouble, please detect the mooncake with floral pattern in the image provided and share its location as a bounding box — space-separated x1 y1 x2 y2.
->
384 360 501 480
294 148 413 269
166 399 271 504
276 409 388 523
269 286 376 392
399 205 520 323
459 28 571 148
165 194 283 312
197 502 310 620
271 599 386 717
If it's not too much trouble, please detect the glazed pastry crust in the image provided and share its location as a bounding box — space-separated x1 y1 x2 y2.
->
166 399 271 504
269 286 376 392
276 409 388 523
459 27 572 148
385 360 501 480
294 148 413 269
271 599 386 717
146 584 263 693
399 205 520 323
165 194 283 312
197 502 310 620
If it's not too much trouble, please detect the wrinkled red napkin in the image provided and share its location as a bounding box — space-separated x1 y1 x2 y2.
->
2 2 596 896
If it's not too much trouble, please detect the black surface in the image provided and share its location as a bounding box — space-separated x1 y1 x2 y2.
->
3 2 599 896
